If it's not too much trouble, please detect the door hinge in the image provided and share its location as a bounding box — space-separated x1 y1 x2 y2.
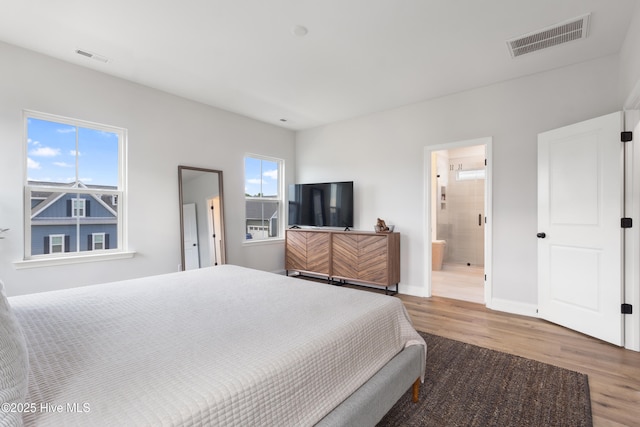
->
622 303 633 314
621 218 633 228
621 131 633 142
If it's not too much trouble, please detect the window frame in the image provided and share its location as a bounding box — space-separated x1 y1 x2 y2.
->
72 198 86 218
49 234 65 254
91 232 106 250
20 110 131 266
244 154 284 243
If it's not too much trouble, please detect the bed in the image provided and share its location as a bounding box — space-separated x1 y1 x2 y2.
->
0 265 426 426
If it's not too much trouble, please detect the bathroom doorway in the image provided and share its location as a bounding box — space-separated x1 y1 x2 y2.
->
426 138 492 304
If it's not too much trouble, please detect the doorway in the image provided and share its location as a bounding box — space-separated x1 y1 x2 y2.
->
182 203 200 270
207 196 224 266
425 138 492 304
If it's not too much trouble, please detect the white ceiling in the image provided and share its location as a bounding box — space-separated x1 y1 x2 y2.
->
0 0 637 130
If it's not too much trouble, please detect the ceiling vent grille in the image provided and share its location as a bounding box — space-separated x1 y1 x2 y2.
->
75 49 109 63
507 13 591 58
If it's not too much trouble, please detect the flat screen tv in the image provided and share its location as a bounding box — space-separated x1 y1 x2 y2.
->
288 181 354 229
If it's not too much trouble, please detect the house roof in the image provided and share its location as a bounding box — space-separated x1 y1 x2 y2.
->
0 1 635 130
29 181 118 218
246 200 278 221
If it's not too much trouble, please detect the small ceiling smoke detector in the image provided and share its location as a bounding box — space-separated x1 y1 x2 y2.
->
506 13 591 58
291 25 308 37
75 49 109 63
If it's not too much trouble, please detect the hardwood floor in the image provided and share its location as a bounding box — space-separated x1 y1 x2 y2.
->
397 294 640 427
431 262 484 304
297 275 640 425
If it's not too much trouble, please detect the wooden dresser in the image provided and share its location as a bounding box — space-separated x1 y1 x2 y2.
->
285 229 400 294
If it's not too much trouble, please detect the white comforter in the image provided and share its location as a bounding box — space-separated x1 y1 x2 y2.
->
10 265 425 426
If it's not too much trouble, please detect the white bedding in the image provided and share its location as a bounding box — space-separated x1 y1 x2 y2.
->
9 265 425 426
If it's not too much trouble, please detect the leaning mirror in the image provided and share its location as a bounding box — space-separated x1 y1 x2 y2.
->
178 166 226 270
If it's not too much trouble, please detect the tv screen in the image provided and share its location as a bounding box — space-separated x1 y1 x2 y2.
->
288 181 354 228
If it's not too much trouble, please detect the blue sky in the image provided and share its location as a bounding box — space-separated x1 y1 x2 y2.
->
245 157 278 197
27 117 279 194
27 117 119 187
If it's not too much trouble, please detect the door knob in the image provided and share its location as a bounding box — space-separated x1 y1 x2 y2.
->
536 232 546 239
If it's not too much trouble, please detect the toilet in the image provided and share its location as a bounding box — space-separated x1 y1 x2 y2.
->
432 240 446 271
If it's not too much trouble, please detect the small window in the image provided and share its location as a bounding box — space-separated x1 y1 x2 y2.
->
244 155 283 241
49 234 66 254
91 233 106 250
71 198 86 218
24 111 126 259
456 169 486 181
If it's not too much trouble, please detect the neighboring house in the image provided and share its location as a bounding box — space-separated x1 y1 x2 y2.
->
29 181 118 255
245 200 278 239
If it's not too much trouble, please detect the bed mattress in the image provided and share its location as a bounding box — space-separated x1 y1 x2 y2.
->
9 265 425 426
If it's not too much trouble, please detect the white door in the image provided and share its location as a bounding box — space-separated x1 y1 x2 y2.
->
538 111 624 346
182 203 200 270
207 197 222 266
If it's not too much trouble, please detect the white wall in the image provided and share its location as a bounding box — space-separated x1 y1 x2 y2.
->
0 41 295 297
295 55 621 308
620 1 640 106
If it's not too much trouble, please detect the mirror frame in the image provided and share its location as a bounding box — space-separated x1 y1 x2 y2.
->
178 165 226 270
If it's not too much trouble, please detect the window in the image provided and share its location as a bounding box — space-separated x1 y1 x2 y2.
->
244 155 283 241
48 234 66 254
456 169 486 181
24 111 126 259
91 233 106 250
71 198 86 217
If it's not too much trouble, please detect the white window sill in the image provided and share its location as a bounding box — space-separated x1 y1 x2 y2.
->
242 237 285 247
14 251 136 270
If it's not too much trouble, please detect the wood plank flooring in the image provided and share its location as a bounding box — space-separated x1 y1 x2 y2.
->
297 274 640 426
397 294 640 427
431 262 484 304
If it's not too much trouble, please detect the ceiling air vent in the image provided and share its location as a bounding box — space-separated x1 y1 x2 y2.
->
507 13 591 58
75 49 109 63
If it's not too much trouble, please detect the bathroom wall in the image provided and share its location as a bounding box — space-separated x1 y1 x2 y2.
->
435 145 485 266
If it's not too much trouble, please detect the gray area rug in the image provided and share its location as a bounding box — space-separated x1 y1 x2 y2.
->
378 332 592 427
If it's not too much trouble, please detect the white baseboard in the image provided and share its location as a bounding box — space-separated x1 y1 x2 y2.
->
401 284 429 298
486 298 538 318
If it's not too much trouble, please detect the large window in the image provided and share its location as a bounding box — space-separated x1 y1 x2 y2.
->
24 111 126 259
244 155 283 241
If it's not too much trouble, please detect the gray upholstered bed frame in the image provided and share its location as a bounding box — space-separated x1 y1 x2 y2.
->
316 344 424 426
